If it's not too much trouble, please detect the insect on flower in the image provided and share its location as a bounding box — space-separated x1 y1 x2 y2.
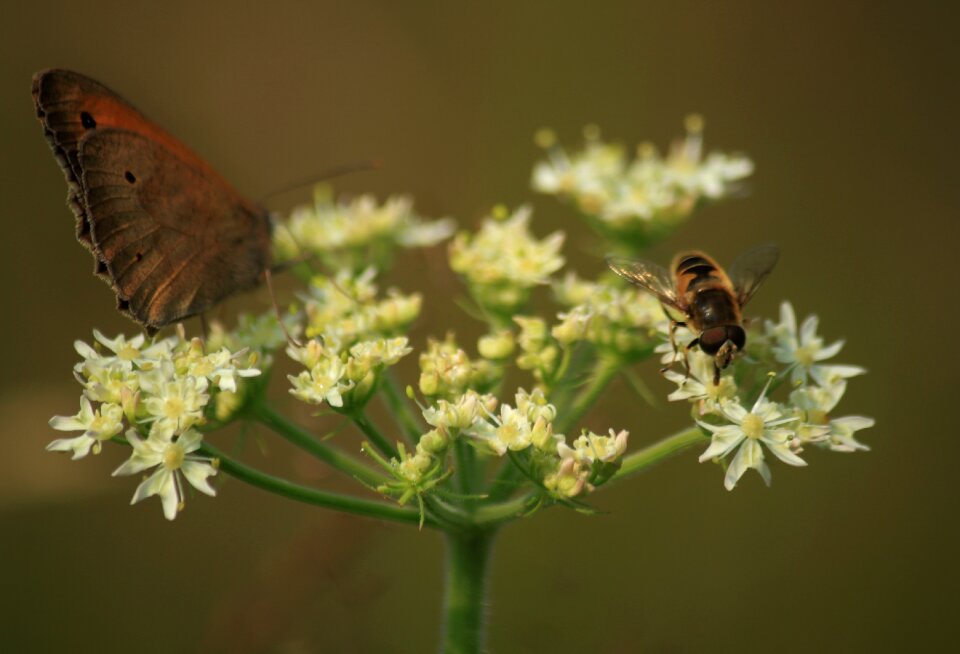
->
607 244 779 384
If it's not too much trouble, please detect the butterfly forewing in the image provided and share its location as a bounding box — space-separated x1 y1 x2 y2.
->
605 256 685 313
727 243 779 306
33 68 273 331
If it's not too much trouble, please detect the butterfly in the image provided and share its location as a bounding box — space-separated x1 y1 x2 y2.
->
33 68 272 333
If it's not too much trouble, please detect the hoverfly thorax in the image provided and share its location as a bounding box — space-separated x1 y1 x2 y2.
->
606 244 779 384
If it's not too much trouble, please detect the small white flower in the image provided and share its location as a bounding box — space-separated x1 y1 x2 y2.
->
47 398 124 459
789 382 874 452
141 369 210 439
698 379 803 490
84 331 176 370
112 428 217 520
664 350 738 412
185 347 261 392
422 391 496 431
766 301 865 386
558 429 629 464
288 356 351 407
465 400 544 456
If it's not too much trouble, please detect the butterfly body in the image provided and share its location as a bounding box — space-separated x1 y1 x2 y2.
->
33 69 271 331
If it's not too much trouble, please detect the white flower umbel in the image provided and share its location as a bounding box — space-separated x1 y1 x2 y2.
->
273 186 455 268
112 428 217 520
48 397 124 459
532 119 752 240
698 377 803 490
766 301 865 386
464 389 561 455
449 205 565 314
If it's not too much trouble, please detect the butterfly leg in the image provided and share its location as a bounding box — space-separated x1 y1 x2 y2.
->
199 313 209 341
264 267 301 347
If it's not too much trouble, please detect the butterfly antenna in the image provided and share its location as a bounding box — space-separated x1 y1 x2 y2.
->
264 267 302 347
258 159 384 206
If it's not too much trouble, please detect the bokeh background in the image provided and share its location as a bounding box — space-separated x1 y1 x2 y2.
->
1 2 957 652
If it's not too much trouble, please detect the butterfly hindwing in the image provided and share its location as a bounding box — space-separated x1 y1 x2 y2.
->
77 128 271 329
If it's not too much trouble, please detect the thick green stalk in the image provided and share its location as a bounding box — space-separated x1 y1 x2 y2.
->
611 426 705 481
251 402 385 486
442 529 495 654
200 442 433 528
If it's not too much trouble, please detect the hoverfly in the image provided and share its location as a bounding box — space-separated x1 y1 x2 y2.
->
606 244 779 385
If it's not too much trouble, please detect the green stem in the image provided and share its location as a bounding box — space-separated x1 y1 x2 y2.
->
349 411 400 460
485 460 523 502
251 403 385 487
473 493 533 526
380 370 424 443
442 529 495 654
555 355 621 434
611 426 706 482
200 442 433 528
454 440 478 499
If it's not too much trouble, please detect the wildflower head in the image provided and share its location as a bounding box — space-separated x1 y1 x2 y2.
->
49 328 257 518
418 334 499 400
449 205 565 318
288 336 412 411
533 119 753 250
273 185 455 273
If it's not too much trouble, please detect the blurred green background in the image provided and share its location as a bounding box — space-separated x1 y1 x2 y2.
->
1 2 956 652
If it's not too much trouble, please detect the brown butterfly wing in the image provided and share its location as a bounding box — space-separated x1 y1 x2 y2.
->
79 129 271 329
33 69 272 330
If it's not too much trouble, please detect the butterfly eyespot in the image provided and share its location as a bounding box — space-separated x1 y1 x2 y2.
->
80 112 96 129
135 252 144 262
96 260 108 274
125 171 137 184
117 298 130 311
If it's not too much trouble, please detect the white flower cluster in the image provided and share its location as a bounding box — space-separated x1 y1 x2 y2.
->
48 330 263 519
552 272 666 355
449 205 565 315
287 336 413 410
532 119 752 243
418 334 500 400
415 387 629 500
273 186 455 270
664 301 873 490
303 267 422 345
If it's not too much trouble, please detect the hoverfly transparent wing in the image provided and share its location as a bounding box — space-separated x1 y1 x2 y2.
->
728 243 780 306
605 256 685 313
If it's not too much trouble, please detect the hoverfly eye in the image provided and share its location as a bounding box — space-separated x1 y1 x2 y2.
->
698 327 727 355
728 325 746 351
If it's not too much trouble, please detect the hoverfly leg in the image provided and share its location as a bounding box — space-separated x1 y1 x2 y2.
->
659 319 687 374
712 362 721 386
682 337 699 381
